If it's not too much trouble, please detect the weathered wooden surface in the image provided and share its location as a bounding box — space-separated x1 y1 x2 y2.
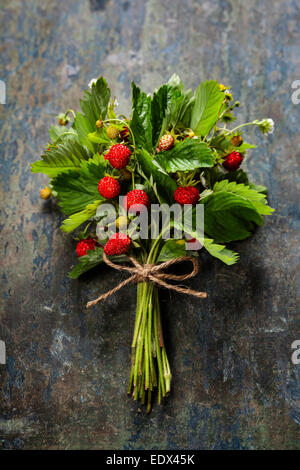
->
0 0 299 450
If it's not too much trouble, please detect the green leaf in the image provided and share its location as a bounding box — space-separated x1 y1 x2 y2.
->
31 140 91 177
69 247 104 279
130 82 152 151
74 77 110 151
154 139 215 173
137 149 177 204
201 191 264 243
74 113 95 152
236 142 257 152
81 77 110 123
151 84 169 147
68 247 128 279
49 125 77 144
51 156 105 215
161 85 193 131
190 80 224 137
170 207 239 265
249 183 268 194
157 239 186 262
213 180 274 215
203 238 239 265
61 200 102 233
88 129 111 144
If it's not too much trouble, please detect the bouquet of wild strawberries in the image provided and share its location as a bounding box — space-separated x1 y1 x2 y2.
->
32 75 274 412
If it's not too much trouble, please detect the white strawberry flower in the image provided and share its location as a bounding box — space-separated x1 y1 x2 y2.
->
88 78 97 89
254 118 275 135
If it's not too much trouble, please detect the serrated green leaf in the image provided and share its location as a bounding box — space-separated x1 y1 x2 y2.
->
155 139 215 173
190 80 224 137
151 84 169 147
68 247 104 279
88 129 111 144
49 125 77 145
213 180 274 215
161 85 193 131
249 183 268 194
130 82 152 151
203 238 239 265
51 157 105 215
157 239 186 262
137 149 177 204
31 141 91 177
74 77 110 151
201 191 263 243
74 113 95 152
61 200 102 233
68 247 128 279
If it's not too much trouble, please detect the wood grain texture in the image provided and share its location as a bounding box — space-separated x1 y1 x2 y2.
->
0 0 299 450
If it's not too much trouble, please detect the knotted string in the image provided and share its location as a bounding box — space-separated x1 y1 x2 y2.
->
86 253 207 308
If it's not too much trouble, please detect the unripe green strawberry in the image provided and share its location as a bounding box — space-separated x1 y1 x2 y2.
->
107 126 119 139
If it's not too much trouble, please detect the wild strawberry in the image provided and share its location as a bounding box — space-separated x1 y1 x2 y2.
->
159 134 174 150
96 119 103 129
120 127 130 140
107 126 119 139
123 189 149 212
119 168 132 181
223 151 243 171
98 176 120 199
76 238 97 257
231 135 243 147
104 233 131 256
173 186 200 205
40 187 52 200
107 144 131 169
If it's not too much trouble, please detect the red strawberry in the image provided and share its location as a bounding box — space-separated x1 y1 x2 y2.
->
174 186 200 205
120 127 130 140
104 233 131 256
98 176 120 199
107 144 131 169
123 189 150 212
76 238 97 257
222 151 243 171
159 134 174 151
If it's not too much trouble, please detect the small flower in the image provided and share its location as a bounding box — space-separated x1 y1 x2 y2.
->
219 83 227 91
254 118 275 135
88 78 97 89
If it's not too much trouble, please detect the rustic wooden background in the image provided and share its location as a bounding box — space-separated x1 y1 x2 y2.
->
0 0 299 450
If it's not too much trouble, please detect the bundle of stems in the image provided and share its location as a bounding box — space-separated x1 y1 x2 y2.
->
127 239 171 412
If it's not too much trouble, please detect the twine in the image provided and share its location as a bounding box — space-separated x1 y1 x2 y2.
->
86 253 207 308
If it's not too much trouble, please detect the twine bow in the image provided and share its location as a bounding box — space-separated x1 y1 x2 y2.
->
86 253 207 309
